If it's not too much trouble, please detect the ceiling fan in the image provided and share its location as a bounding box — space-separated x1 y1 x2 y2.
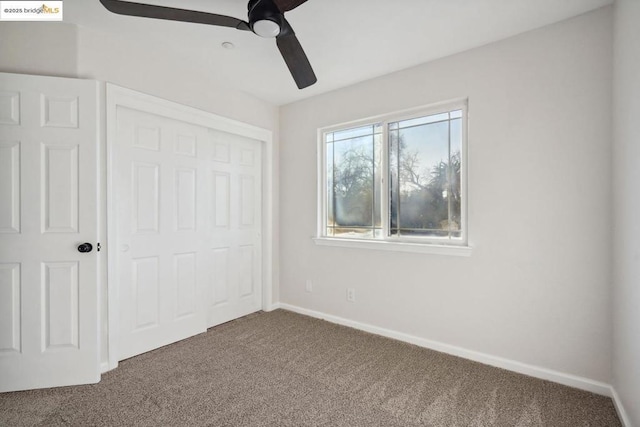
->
99 0 317 89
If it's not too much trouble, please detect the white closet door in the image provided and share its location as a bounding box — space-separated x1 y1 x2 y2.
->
208 130 262 327
114 96 264 360
0 72 100 392
115 107 208 360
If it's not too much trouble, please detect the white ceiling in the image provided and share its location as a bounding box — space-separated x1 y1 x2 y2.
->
65 0 612 105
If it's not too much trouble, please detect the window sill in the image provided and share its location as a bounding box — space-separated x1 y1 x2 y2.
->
313 237 472 257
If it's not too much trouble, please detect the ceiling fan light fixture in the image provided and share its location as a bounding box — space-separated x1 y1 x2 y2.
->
252 19 281 38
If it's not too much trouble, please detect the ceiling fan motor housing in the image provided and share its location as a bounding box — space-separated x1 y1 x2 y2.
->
248 0 283 37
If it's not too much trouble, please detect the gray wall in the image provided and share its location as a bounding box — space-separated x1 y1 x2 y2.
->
612 0 640 424
0 23 78 77
77 27 278 132
279 8 613 383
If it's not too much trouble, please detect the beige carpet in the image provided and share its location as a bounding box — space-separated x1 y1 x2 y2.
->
0 310 621 426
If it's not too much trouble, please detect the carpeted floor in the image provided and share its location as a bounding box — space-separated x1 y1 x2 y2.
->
0 310 621 426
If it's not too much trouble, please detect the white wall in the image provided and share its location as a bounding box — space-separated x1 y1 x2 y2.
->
612 0 640 424
77 27 278 132
279 7 613 383
0 23 78 77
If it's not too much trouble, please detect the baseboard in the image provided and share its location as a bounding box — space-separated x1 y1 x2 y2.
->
278 303 613 397
100 362 110 374
264 302 282 312
610 387 632 427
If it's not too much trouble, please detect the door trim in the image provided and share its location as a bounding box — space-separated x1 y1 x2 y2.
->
104 84 274 372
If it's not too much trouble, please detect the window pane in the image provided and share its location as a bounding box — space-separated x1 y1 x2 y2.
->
389 116 460 238
389 129 400 231
399 229 450 237
397 112 449 129
449 118 462 231
332 124 377 142
400 121 449 233
373 133 382 227
326 142 335 230
333 228 376 238
333 134 375 228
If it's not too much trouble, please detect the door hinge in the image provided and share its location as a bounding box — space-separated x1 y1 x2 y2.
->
97 243 101 252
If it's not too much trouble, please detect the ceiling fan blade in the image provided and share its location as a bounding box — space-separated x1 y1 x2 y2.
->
99 0 251 31
276 19 317 89
272 0 309 13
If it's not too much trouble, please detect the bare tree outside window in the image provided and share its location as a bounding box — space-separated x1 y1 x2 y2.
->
323 106 465 243
389 112 462 238
326 125 381 237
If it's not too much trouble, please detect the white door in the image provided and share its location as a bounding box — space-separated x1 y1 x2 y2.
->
0 73 100 392
113 95 264 360
208 130 262 327
115 107 208 360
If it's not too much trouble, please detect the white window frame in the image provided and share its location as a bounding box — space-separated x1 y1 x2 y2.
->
315 98 471 256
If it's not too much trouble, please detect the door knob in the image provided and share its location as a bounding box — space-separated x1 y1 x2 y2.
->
77 243 93 253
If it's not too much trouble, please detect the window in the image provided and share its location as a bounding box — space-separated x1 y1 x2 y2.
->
318 100 468 251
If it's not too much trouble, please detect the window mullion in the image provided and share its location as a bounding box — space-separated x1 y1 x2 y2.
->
332 138 337 236
461 104 468 245
396 128 401 237
371 126 376 237
447 117 452 240
321 138 326 236
381 122 390 240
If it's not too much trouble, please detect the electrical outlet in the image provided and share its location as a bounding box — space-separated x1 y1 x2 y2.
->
305 280 313 293
346 288 356 303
